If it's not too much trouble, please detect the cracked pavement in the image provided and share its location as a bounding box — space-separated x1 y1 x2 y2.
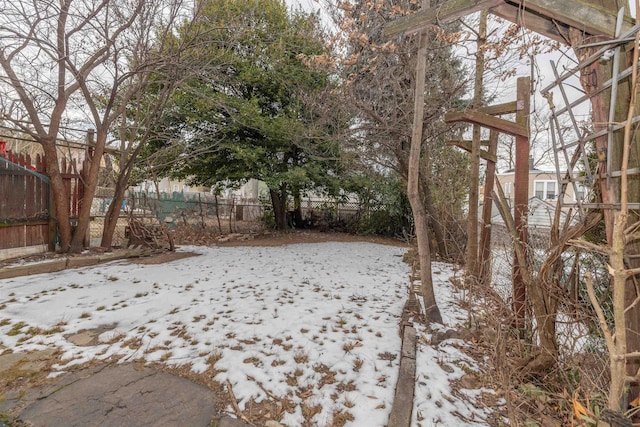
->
11 363 248 427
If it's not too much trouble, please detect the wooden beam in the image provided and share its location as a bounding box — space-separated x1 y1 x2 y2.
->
448 139 492 146
479 101 518 116
512 76 530 330
489 3 570 45
478 130 499 285
384 0 633 42
383 0 502 38
447 140 498 163
503 0 634 39
444 109 528 137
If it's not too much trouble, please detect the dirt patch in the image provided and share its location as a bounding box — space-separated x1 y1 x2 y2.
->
130 230 408 265
170 222 410 249
65 324 118 346
131 251 201 265
216 230 408 248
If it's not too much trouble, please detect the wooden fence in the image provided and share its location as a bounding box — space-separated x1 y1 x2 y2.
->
0 148 85 256
0 151 50 253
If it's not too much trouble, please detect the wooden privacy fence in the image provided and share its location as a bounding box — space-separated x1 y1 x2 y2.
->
0 151 50 252
0 149 86 254
57 156 87 224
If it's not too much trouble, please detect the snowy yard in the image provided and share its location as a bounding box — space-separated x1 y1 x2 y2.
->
0 241 497 426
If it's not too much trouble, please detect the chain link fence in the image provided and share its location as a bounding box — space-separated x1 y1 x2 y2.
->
129 191 262 232
87 189 414 247
89 187 128 247
88 189 263 247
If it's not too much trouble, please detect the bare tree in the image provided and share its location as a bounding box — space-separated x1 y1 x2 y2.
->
100 3 210 248
320 0 470 323
0 0 189 252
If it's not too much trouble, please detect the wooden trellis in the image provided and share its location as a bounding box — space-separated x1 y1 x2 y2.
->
541 11 640 215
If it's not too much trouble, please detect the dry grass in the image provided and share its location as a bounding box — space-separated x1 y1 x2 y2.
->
293 350 309 364
242 357 261 367
302 402 322 420
122 337 143 350
330 409 354 427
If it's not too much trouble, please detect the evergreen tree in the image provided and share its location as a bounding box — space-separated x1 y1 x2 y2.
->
145 0 345 229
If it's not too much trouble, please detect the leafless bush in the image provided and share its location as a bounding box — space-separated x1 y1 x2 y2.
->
471 223 611 425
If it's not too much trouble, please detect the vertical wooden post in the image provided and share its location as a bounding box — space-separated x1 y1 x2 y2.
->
478 130 499 285
198 193 206 229
82 130 95 248
48 174 57 252
405 0 442 323
512 76 531 329
467 11 487 281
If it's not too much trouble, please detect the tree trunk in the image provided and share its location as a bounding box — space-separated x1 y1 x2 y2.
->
609 25 638 409
42 140 72 251
101 165 131 248
292 190 303 228
101 194 123 249
70 129 104 253
101 138 145 248
270 186 288 230
419 174 448 259
411 190 443 323
610 210 629 408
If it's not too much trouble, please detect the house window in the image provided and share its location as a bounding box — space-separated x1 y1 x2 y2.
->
534 180 557 200
504 181 512 197
575 183 586 201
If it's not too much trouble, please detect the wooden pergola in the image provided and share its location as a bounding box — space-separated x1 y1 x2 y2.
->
444 78 530 326
385 0 640 415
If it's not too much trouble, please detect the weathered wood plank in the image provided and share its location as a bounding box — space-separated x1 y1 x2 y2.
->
479 130 499 284
503 0 633 39
26 224 46 246
447 140 498 162
384 0 632 41
479 101 518 116
388 325 416 427
383 0 502 38
444 109 528 137
401 326 416 359
0 259 67 279
509 76 531 329
449 139 492 145
490 3 570 44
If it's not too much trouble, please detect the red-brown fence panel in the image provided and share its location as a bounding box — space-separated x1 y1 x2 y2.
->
0 152 50 251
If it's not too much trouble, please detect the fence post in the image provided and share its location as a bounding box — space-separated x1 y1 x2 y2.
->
81 156 91 248
48 176 57 251
214 194 222 233
198 193 205 229
228 198 234 233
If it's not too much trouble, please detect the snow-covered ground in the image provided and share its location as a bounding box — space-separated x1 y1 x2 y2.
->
0 242 497 426
413 264 500 426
